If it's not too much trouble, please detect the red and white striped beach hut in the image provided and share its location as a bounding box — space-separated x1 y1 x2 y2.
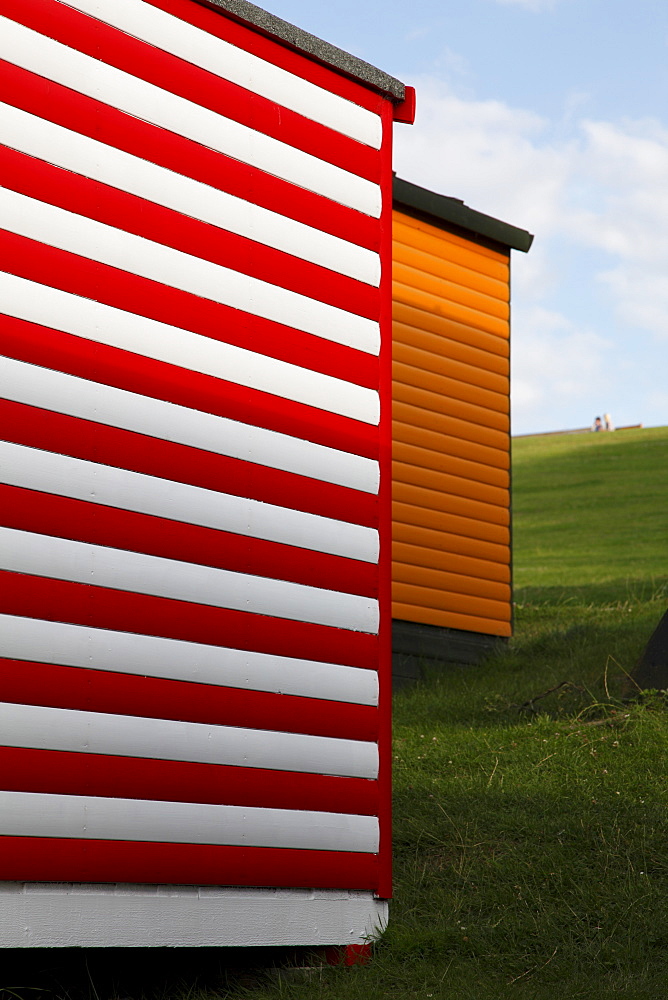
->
0 0 412 948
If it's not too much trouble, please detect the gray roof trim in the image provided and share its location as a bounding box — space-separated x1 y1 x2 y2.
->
393 176 534 253
193 0 406 101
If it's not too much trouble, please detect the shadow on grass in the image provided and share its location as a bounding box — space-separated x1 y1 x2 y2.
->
394 578 668 730
514 576 668 608
0 946 311 1000
389 729 668 997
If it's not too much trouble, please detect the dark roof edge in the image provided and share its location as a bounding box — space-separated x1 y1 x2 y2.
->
393 176 534 252
194 0 406 101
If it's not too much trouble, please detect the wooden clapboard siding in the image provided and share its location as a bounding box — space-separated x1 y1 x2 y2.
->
392 208 512 638
0 0 401 906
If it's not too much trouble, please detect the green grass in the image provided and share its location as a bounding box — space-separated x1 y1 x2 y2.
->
6 427 668 999
227 427 668 999
512 426 668 588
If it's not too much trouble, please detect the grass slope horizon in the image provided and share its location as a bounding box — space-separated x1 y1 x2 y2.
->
301 424 667 998
512 425 668 597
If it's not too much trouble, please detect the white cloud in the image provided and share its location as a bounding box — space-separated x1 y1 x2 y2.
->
511 306 613 433
394 79 668 275
598 266 668 342
392 78 668 431
569 119 668 339
393 76 573 235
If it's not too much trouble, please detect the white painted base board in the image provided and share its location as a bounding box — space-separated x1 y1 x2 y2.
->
0 883 389 948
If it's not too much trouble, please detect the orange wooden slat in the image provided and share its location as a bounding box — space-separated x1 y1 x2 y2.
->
393 380 509 434
392 299 510 358
393 242 508 301
392 600 512 637
392 581 512 622
394 211 509 263
393 358 507 414
393 479 509 525
393 561 511 602
393 262 509 322
393 500 510 545
393 441 509 489
393 280 508 340
394 343 508 396
393 421 509 471
394 399 508 452
392 540 510 581
393 304 509 362
393 214 509 279
393 521 510 565
393 462 507 507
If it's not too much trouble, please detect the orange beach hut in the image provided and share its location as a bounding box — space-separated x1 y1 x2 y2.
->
392 177 533 685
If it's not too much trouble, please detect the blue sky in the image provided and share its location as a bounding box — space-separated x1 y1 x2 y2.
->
265 0 668 435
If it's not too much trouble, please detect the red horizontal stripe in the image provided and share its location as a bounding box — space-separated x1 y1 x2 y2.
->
0 837 379 889
0 314 378 459
0 144 378 319
0 229 378 389
0 399 378 527
0 485 377 598
0 58 379 251
0 659 378 741
0 572 379 669
0 746 379 815
2 0 380 184
145 0 388 116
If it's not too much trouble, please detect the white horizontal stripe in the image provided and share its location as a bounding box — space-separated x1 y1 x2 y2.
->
0 357 380 494
63 0 382 149
0 615 379 705
0 271 379 424
0 527 380 633
0 702 378 778
0 442 379 563
0 790 378 853
0 186 379 354
0 15 380 216
0 102 380 285
0 886 387 949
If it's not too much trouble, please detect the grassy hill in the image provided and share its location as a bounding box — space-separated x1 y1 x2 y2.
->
298 426 667 999
513 426 668 593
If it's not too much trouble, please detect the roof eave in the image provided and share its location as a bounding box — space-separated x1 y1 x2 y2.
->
193 0 406 102
393 176 534 252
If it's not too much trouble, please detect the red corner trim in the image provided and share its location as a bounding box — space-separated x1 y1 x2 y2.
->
393 85 416 124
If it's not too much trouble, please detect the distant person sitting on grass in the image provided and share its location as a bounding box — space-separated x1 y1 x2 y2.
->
604 413 614 431
592 416 604 432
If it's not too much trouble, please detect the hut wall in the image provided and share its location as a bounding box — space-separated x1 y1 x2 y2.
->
392 207 512 664
0 0 406 947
